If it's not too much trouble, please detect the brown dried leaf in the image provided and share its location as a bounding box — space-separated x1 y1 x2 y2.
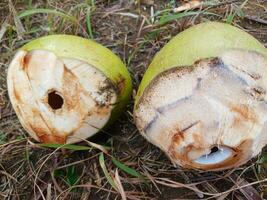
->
140 0 154 6
114 169 127 200
8 0 25 39
174 0 203 13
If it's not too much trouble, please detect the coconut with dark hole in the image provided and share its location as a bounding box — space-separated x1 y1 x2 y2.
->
134 22 267 170
7 35 132 144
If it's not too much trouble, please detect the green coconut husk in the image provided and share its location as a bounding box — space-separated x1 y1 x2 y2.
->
22 35 132 122
8 35 132 144
135 22 267 105
134 21 267 170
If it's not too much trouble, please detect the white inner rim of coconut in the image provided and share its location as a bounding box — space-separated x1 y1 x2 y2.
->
134 50 267 170
7 50 117 144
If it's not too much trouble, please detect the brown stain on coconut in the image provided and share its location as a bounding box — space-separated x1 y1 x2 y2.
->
170 130 185 147
231 104 257 128
29 121 67 144
28 120 66 144
27 107 67 144
167 129 194 165
168 133 207 167
38 133 66 144
166 131 185 161
97 78 117 107
22 53 32 69
114 74 126 95
12 82 21 102
61 66 81 111
94 106 110 116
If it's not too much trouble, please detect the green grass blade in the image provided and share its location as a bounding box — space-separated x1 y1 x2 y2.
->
158 11 200 25
86 8 94 39
112 157 149 186
99 153 118 191
39 143 92 151
18 8 78 24
53 166 79 191
66 166 79 187
258 154 267 164
257 153 267 173
158 11 219 26
226 14 235 24
111 157 144 179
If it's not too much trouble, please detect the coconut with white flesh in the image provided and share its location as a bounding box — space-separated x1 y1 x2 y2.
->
134 22 267 170
7 35 132 144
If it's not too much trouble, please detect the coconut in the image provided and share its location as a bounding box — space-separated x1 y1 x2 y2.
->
7 35 132 144
134 22 267 170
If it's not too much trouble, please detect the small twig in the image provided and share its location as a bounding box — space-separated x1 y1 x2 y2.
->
0 18 9 43
230 173 262 200
137 15 146 39
244 15 267 25
46 183 52 200
0 170 18 182
8 0 25 39
50 171 63 193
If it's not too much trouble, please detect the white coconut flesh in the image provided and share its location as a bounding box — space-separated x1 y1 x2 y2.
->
7 49 117 144
134 50 267 170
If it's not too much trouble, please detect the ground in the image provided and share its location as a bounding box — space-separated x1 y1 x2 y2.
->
0 0 267 199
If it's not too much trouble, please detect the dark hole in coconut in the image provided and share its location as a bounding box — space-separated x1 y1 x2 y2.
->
210 146 219 154
48 91 64 110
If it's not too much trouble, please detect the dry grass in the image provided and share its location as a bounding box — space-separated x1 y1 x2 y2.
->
1 0 267 199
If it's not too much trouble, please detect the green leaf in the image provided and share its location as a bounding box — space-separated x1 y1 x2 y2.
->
257 153 267 173
146 29 164 40
54 168 65 177
158 11 219 26
0 132 7 145
158 11 198 26
235 6 245 18
54 167 79 188
18 8 78 24
66 166 79 187
226 14 235 24
257 154 267 164
203 0 221 6
111 157 144 179
99 153 118 191
39 143 92 151
111 157 149 186
86 8 94 39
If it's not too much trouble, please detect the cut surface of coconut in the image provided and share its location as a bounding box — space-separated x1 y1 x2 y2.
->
134 50 267 170
7 49 117 144
194 146 233 165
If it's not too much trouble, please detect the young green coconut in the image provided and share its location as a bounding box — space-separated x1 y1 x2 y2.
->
7 35 132 144
134 22 267 171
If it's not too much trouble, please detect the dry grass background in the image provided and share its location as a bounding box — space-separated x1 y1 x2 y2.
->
0 0 267 199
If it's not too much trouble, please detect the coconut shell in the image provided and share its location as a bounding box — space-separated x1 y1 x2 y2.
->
134 22 267 170
8 35 132 144
135 22 267 103
21 35 132 120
